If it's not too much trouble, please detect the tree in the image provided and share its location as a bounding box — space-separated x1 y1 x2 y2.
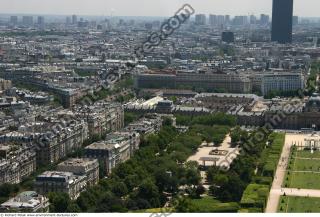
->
195 185 206 198
170 151 188 164
76 187 102 212
206 166 221 184
162 117 173 126
111 181 128 197
48 192 71 212
136 180 161 208
213 174 245 202
95 191 127 212
174 197 196 212
132 198 151 210
154 169 179 194
185 161 199 170
124 174 140 192
124 112 139 126
66 203 81 212
212 174 229 187
185 168 201 187
230 126 242 145
230 156 255 183
0 184 19 197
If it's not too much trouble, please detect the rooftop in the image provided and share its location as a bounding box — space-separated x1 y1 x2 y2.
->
57 158 97 167
1 191 47 210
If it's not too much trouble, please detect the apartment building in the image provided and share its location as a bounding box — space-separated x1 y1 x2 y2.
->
134 70 252 93
74 102 124 137
0 120 89 165
0 144 36 185
35 171 87 200
34 120 89 165
125 114 162 135
261 72 305 95
57 158 99 186
85 131 140 175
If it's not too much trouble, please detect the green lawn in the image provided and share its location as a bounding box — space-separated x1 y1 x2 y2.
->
296 150 320 159
238 208 263 213
292 158 320 172
189 197 240 213
134 197 240 213
278 196 320 213
287 172 320 189
132 208 174 213
284 150 320 189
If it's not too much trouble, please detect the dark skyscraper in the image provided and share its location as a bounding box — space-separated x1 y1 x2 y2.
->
222 31 234 43
271 0 293 44
72 15 77 25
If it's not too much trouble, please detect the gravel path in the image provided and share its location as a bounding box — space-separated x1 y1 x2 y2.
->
265 134 307 213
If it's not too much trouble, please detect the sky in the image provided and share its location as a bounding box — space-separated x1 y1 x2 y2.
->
0 0 319 17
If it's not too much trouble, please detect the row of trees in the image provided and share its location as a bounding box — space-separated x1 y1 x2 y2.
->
306 61 320 95
207 127 272 203
0 184 20 204
49 123 206 212
264 90 302 99
48 113 236 212
176 113 236 127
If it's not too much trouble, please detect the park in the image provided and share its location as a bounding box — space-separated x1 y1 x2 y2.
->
275 133 320 212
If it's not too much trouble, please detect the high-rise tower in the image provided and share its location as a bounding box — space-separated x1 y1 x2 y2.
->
271 0 293 44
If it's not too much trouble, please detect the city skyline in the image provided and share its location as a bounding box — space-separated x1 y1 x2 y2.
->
2 0 320 215
1 0 320 17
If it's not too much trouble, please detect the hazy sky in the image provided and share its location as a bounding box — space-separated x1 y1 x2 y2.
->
0 0 319 17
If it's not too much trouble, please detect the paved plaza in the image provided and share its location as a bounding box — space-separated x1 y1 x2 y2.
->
187 134 240 169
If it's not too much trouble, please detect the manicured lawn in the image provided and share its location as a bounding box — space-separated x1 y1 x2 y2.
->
278 196 320 213
284 149 320 189
296 150 320 159
287 172 320 189
189 196 239 212
133 207 174 213
292 158 320 172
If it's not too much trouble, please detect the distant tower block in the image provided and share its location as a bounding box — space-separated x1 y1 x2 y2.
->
271 0 293 44
222 31 234 43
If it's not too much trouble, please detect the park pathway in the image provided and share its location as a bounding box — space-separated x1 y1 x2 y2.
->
265 134 301 213
271 188 320 198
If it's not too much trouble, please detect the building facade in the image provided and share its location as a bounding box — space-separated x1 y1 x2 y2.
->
85 131 140 175
35 171 87 200
74 102 124 138
57 158 99 186
135 71 252 93
35 120 89 165
261 72 304 95
0 144 36 185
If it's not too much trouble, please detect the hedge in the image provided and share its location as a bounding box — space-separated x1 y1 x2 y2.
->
262 133 285 177
190 197 240 213
240 184 269 209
